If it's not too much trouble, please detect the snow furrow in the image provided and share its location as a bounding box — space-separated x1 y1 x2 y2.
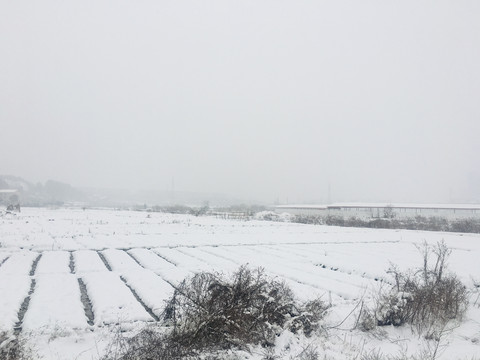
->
0 255 10 268
0 274 31 332
0 251 38 276
244 245 376 290
297 242 418 278
238 246 369 299
200 246 331 301
78 278 95 326
73 250 110 274
102 249 143 272
176 247 239 272
69 251 75 274
22 274 87 331
120 269 174 318
14 278 36 334
97 251 112 271
152 247 211 272
200 245 360 300
29 253 42 276
35 251 70 274
128 248 191 285
81 272 152 325
120 276 160 321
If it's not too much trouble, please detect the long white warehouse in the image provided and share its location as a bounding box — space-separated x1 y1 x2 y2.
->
275 203 480 220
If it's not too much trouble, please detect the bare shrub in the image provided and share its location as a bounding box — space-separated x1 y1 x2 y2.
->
103 266 328 359
472 277 480 307
360 349 384 360
357 306 378 332
102 327 193 360
359 349 419 360
0 332 33 360
165 266 328 349
294 215 323 225
261 347 280 360
376 291 413 327
359 324 454 360
325 215 345 226
293 344 319 360
374 241 468 335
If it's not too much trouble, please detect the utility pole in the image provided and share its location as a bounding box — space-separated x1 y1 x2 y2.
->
328 182 332 204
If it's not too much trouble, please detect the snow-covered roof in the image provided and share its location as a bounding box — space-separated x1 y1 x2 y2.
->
276 203 480 211
0 189 18 193
329 203 480 210
275 204 328 210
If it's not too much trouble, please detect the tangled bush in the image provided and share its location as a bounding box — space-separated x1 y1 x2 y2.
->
165 266 328 349
367 241 468 336
0 332 33 360
104 266 328 360
102 328 190 360
254 211 293 222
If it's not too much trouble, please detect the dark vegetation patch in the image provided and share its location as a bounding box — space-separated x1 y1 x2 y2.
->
78 278 95 326
293 214 480 233
150 204 210 217
102 266 328 360
97 251 112 271
69 251 75 274
14 279 36 335
0 255 10 268
29 253 42 276
0 331 33 360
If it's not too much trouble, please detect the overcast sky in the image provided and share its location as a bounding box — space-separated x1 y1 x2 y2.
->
1 1 479 204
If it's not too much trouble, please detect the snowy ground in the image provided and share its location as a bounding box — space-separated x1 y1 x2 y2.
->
0 207 479 359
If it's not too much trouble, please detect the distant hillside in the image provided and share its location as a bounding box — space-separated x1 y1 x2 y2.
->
0 175 249 208
0 175 86 206
0 175 35 192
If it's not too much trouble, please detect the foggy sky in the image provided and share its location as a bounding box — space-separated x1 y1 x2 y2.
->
1 1 479 204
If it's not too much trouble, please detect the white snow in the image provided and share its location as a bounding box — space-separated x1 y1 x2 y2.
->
121 269 174 317
81 272 153 325
0 250 38 275
127 248 191 284
35 251 70 274
0 274 31 331
101 248 142 272
73 250 109 274
0 207 479 359
22 274 87 331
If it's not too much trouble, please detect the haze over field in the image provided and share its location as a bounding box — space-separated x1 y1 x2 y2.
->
1 1 479 204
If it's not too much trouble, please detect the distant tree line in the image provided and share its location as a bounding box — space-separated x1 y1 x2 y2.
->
150 203 210 217
292 214 480 233
149 203 268 218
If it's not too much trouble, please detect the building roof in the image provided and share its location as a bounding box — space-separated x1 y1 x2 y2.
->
329 203 480 210
0 189 18 193
275 204 328 210
276 203 480 211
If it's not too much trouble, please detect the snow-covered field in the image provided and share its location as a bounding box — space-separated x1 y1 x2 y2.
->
0 207 479 359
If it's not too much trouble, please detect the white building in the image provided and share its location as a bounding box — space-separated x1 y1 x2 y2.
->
275 203 480 220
